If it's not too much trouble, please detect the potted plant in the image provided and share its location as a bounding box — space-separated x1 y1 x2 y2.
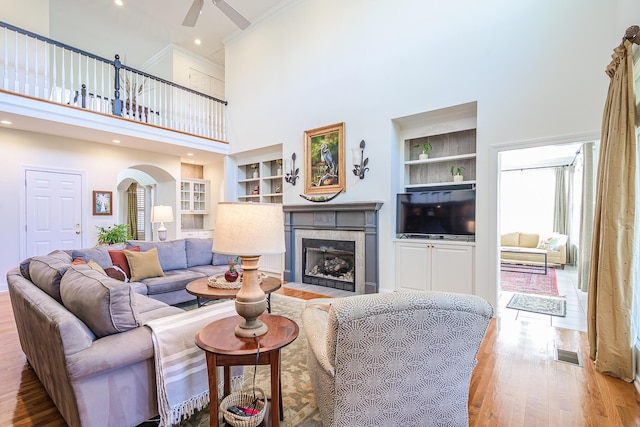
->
225 256 240 282
96 224 131 245
251 164 259 179
416 142 432 160
276 159 283 176
450 166 465 182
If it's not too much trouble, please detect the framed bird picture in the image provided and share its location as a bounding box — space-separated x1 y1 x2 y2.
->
304 122 345 195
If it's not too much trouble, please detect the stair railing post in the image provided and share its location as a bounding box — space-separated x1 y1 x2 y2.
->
112 54 122 116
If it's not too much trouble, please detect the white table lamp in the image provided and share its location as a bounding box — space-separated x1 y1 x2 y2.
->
151 205 174 241
213 202 285 337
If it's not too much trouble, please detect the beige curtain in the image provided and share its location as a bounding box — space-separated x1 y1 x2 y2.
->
588 40 637 382
578 143 595 292
127 183 138 240
553 166 572 263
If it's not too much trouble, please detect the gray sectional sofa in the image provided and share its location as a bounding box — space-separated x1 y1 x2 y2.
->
6 238 234 427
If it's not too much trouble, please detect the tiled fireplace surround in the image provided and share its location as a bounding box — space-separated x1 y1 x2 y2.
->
283 202 383 294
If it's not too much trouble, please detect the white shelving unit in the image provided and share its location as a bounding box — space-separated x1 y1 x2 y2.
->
237 158 283 204
180 179 210 213
403 130 476 190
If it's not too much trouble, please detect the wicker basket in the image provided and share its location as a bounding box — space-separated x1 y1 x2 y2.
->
207 273 268 289
219 388 267 427
207 275 242 289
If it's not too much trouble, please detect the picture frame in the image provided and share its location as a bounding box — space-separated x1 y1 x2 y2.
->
93 191 112 216
304 122 345 194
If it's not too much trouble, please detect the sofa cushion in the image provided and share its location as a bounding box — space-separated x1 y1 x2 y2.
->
28 255 72 303
125 248 165 282
519 233 539 248
20 250 72 282
72 246 113 269
60 265 140 338
188 264 230 277
185 238 213 267
212 252 230 266
108 246 140 278
141 269 205 295
127 239 188 271
500 232 519 247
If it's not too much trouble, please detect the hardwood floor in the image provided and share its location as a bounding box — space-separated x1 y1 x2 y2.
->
2 288 640 426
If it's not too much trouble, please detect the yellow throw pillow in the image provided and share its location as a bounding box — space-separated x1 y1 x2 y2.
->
124 247 165 282
87 259 106 275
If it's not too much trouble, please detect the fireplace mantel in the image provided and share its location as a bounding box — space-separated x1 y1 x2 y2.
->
283 201 383 294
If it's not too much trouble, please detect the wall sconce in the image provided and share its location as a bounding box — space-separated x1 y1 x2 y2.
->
284 152 299 185
352 139 369 179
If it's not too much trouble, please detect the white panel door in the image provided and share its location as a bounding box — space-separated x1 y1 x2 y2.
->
26 170 82 256
431 244 474 294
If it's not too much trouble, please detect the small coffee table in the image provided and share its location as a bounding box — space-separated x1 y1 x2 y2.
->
186 276 282 310
500 247 548 275
195 313 299 427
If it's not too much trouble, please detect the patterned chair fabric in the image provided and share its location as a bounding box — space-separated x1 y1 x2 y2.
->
301 291 494 427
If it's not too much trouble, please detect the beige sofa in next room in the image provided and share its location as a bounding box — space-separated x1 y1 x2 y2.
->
500 231 567 268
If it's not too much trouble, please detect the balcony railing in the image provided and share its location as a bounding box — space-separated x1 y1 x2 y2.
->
0 21 227 141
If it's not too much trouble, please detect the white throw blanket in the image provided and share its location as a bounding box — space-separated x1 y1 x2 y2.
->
145 300 243 426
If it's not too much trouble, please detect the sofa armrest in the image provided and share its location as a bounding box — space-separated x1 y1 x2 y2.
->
66 326 154 380
301 305 335 376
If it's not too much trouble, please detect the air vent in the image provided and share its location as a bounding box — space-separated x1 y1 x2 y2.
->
555 348 582 367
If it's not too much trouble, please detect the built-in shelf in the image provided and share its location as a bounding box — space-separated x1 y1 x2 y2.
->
403 129 476 190
405 180 477 189
236 157 283 204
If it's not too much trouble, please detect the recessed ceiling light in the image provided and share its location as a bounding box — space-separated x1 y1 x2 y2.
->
112 139 121 143
114 0 123 6
0 120 12 125
187 153 194 156
194 39 201 45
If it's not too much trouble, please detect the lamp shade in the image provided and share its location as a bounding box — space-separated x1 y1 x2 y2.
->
150 205 174 223
213 202 285 256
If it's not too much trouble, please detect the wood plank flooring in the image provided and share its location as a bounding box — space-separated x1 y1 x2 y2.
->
2 288 640 426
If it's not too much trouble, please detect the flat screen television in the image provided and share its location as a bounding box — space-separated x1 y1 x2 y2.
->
396 189 476 238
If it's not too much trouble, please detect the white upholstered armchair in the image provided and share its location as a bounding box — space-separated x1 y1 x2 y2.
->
301 291 493 427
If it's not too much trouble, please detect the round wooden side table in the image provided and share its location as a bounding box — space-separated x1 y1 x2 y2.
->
195 313 299 427
186 276 282 310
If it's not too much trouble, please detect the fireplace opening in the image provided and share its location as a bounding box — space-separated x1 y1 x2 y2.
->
302 238 355 292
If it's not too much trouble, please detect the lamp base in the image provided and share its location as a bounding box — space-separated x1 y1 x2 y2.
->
234 255 269 338
234 318 269 338
157 223 167 241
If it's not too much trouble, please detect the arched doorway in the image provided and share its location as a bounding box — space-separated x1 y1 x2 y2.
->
116 165 177 241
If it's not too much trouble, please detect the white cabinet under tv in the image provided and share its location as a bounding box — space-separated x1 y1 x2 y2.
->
395 239 474 294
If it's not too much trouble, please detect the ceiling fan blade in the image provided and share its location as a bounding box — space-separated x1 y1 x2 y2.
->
213 0 251 30
182 0 204 27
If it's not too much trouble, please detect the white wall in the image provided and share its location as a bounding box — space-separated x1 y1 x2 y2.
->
224 0 638 305
0 127 182 290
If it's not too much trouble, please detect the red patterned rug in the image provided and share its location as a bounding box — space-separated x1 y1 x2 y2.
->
500 267 559 296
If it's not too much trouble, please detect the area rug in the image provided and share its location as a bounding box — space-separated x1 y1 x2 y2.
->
500 267 559 296
177 293 322 427
506 293 566 317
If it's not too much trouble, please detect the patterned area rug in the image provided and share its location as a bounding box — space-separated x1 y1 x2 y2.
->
500 267 559 296
506 293 567 317
178 293 322 427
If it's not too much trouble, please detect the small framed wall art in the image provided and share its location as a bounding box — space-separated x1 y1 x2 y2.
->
93 191 112 216
304 122 345 195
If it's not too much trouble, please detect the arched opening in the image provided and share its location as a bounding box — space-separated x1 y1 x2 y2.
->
116 165 177 241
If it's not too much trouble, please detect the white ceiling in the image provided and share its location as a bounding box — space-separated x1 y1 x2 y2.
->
49 0 291 68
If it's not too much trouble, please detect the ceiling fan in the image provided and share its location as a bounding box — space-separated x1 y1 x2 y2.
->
182 0 251 30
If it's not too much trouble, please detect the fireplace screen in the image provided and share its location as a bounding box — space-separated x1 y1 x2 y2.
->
302 238 355 291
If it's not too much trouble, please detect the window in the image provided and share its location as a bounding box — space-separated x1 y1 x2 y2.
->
500 169 555 234
136 185 145 239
